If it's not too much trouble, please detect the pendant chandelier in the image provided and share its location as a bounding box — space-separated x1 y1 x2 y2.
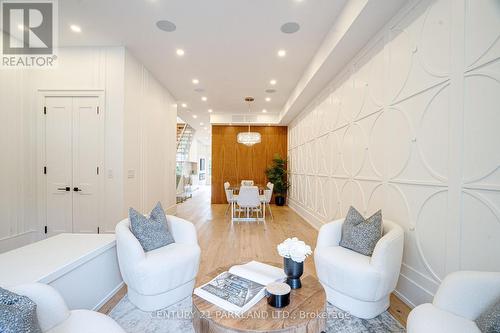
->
237 96 261 146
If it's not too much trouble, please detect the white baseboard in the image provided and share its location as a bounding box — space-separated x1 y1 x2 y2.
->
288 200 324 230
94 281 125 311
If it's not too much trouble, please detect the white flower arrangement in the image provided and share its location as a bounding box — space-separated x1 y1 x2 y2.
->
277 237 312 263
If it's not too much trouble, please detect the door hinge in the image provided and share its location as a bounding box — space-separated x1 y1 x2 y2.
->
97 166 99 175
44 226 47 234
97 227 100 234
43 166 47 174
96 106 99 115
43 106 47 115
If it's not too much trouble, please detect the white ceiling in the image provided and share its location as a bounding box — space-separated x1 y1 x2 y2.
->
58 0 347 140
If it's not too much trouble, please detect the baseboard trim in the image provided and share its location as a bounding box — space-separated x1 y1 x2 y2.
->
166 203 177 215
95 282 125 312
288 200 324 230
0 230 38 254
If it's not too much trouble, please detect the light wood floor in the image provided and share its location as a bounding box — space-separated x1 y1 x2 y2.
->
100 185 410 326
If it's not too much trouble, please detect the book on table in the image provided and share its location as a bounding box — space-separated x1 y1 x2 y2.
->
194 261 286 314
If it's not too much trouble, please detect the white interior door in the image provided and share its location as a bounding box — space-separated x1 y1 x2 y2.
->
44 95 102 236
45 97 73 236
72 97 101 233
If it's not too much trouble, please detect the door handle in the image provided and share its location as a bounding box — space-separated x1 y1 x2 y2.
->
57 187 70 191
73 187 82 192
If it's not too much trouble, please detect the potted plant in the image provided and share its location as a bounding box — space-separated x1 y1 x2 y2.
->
265 154 290 206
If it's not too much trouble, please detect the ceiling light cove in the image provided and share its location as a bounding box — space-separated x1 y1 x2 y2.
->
270 79 277 85
176 49 185 56
192 78 199 84
70 24 82 33
277 49 287 57
201 96 208 102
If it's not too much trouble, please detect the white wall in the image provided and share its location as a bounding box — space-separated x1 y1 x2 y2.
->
0 47 125 250
0 46 177 252
288 0 500 307
123 50 177 215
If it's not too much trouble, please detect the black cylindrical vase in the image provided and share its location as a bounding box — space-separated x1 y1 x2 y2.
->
283 257 303 289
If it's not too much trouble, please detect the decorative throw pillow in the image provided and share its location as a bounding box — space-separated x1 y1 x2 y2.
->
129 202 175 252
475 298 500 333
0 287 42 333
339 206 383 256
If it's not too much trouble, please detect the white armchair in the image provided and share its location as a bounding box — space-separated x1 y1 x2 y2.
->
407 271 500 333
314 218 404 319
115 215 201 311
12 283 124 333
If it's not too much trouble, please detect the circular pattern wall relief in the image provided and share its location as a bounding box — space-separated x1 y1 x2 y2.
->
461 191 500 272
465 0 500 67
368 40 386 106
340 181 365 217
420 0 451 76
419 84 450 181
342 124 367 177
387 29 413 102
329 132 341 175
370 108 412 179
416 190 448 281
341 79 366 121
367 183 410 228
463 75 500 182
328 179 340 220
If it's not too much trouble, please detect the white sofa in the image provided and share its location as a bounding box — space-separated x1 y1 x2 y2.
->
314 218 404 319
115 215 201 311
407 271 500 333
12 283 124 333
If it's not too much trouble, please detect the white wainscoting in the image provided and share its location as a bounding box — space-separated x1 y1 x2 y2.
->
287 0 500 307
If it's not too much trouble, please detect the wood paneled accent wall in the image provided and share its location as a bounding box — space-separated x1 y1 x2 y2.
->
211 126 288 204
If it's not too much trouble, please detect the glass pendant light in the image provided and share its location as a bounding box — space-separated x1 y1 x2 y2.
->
237 97 261 146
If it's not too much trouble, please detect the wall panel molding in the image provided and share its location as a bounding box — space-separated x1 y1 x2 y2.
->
288 0 500 307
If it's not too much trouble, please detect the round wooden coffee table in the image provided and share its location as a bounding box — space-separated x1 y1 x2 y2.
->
192 263 326 333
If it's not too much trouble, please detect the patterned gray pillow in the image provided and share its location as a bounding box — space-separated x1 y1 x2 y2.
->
475 298 500 333
129 202 175 252
0 287 42 333
339 206 383 256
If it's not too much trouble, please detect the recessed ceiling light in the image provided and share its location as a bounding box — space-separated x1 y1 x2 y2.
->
281 22 300 34
201 96 207 102
156 20 176 32
262 109 267 113
193 115 198 119
270 79 277 85
70 25 82 33
181 103 187 108
200 122 204 126
208 109 213 113
265 97 271 102
192 78 199 84
265 89 277 94
277 49 287 57
176 49 185 56
204 127 208 130
17 24 25 31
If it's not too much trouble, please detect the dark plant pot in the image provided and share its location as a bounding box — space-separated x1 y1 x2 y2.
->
275 196 286 206
283 257 303 289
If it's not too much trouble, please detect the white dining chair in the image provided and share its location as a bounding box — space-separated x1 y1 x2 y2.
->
224 182 237 215
260 182 274 219
241 180 254 186
233 186 264 223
